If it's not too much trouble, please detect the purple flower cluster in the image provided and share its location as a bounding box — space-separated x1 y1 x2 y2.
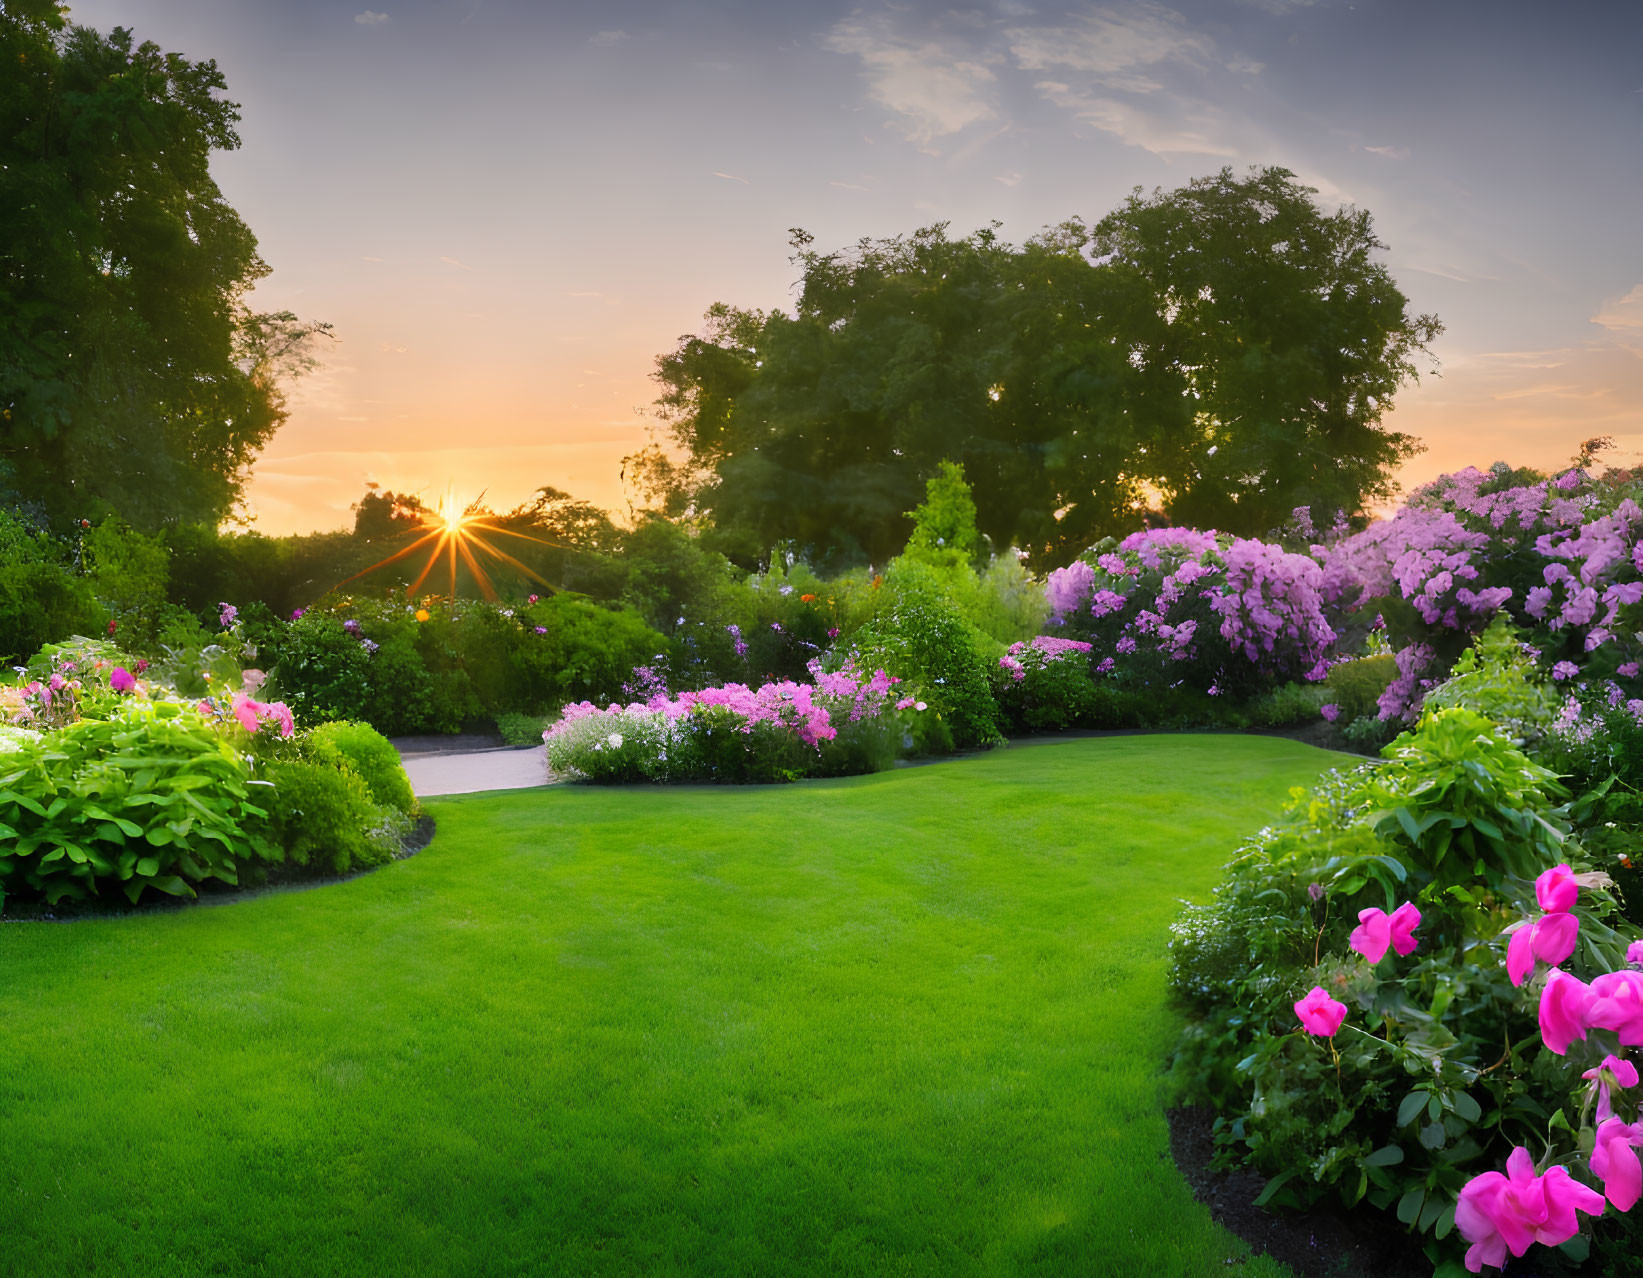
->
1046 528 1335 689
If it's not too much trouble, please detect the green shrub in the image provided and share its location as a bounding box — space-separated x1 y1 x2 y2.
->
0 510 104 662
85 516 172 650
990 642 1104 733
1169 708 1640 1269
0 700 278 908
514 595 668 709
1324 654 1397 722
1423 615 1558 739
851 563 1003 749
495 711 550 747
263 758 395 875
1244 681 1329 728
305 720 417 815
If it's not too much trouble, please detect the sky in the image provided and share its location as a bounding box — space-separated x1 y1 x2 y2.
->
64 0 1643 535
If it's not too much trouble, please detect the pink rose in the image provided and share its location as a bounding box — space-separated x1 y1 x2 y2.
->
1293 986 1347 1037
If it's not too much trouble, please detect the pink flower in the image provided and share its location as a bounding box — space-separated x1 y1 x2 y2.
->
827 627 840 639
1583 1054 1639 1123
1539 969 1597 1055
527 594 539 604
1456 1146 1605 1273
1348 902 1421 964
1592 1118 1643 1211
1536 864 1579 913
1294 986 1347 1037
109 667 136 694
1621 662 1640 678
1507 912 1581 986
1628 940 1643 967
1590 970 1643 1047
1553 661 1579 681
1320 703 1340 722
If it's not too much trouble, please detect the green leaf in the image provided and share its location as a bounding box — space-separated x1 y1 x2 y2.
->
1396 1186 1424 1226
1419 1121 1448 1151
1397 1091 1428 1128
1252 1170 1295 1207
1362 1145 1404 1167
1451 1091 1482 1123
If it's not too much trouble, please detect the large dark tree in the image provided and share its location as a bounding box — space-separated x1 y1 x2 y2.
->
650 167 1440 566
0 1 326 530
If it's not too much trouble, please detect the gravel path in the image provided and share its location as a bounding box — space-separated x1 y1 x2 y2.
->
396 745 551 797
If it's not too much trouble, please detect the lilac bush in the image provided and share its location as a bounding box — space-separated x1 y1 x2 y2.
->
1046 527 1335 696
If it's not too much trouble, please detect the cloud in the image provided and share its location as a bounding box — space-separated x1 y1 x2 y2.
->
1593 284 1643 348
439 256 469 269
360 255 383 262
993 171 1024 186
1005 5 1214 91
353 10 389 25
1033 80 1237 156
711 171 749 183
829 179 871 190
1363 144 1410 160
590 29 628 46
823 13 998 149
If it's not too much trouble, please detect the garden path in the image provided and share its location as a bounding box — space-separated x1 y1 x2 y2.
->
395 743 550 796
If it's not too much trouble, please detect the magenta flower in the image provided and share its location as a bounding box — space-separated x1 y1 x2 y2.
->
1553 661 1579 681
1590 970 1643 1047
1537 864 1579 913
109 667 137 694
1293 986 1347 1037
1348 902 1421 964
1456 1146 1605 1273
291 608 306 621
827 627 840 638
1319 703 1340 722
1583 1054 1639 1123
1507 913 1580 986
1592 1118 1643 1210
1539 969 1597 1055
1628 940 1643 967
218 602 238 628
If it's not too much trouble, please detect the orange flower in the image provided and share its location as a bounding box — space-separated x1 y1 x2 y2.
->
800 593 816 603
415 608 430 622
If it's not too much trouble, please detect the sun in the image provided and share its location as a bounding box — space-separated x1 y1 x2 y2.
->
335 486 564 602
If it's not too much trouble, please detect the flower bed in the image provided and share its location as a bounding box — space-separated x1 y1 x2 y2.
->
0 631 419 912
542 663 929 783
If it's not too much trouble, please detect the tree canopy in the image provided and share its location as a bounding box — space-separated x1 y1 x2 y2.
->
649 167 1440 567
0 1 327 531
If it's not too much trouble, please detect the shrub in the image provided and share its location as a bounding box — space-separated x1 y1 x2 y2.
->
851 563 1003 748
305 720 417 816
1422 615 1559 740
1243 681 1329 728
0 700 279 908
1170 708 1642 1271
991 636 1105 733
0 510 103 663
495 711 549 746
1324 654 1398 723
513 594 669 709
263 758 395 875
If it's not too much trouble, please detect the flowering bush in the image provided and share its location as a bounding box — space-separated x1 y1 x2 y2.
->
1170 707 1643 1271
0 628 416 908
989 636 1130 733
1046 527 1335 699
543 663 925 784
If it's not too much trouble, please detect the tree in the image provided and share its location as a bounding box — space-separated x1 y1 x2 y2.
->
648 168 1439 566
0 4 327 530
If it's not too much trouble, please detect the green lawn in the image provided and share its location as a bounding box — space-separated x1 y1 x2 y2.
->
0 735 1337 1277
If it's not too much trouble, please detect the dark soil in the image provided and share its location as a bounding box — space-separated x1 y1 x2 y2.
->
2 813 437 923
1167 1106 1430 1278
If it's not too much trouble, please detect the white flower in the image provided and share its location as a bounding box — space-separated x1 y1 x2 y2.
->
607 732 624 749
914 701 927 711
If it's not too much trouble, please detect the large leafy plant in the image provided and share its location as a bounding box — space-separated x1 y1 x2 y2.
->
0 700 278 908
1171 708 1640 1271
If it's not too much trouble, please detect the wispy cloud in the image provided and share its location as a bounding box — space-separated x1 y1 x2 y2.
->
993 171 1023 186
1034 80 1236 156
360 255 383 262
353 10 389 25
590 29 628 46
1005 5 1214 91
1363 144 1410 160
829 179 871 191
439 255 469 269
823 12 998 150
711 170 750 183
1593 284 1643 348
